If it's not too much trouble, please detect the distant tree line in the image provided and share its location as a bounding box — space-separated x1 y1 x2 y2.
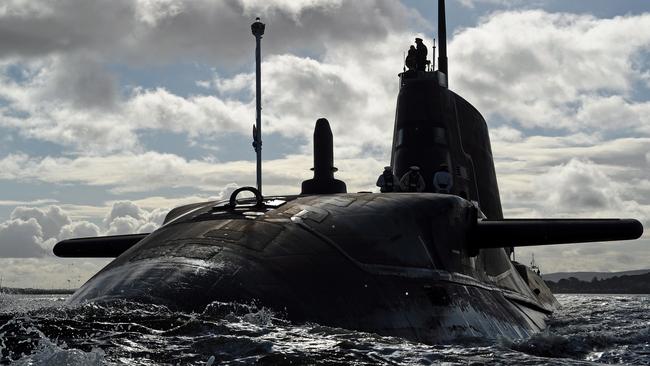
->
545 272 650 294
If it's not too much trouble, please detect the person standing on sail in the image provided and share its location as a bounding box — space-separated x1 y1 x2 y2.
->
405 45 417 71
415 38 428 71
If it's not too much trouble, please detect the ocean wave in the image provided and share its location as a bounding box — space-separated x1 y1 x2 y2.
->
0 294 648 365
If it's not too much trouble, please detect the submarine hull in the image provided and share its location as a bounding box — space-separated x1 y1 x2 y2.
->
68 193 554 343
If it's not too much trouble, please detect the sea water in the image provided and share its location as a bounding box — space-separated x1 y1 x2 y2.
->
0 293 648 365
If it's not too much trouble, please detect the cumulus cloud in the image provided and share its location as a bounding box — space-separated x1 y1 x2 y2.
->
0 201 172 258
103 201 170 235
451 11 650 134
0 187 266 259
0 206 77 256
0 218 47 257
59 221 101 241
493 132 650 218
533 159 650 220
10 205 71 239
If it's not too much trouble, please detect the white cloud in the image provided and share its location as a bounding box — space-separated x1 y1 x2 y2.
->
59 221 101 241
134 0 185 27
0 0 421 155
104 201 146 224
0 41 406 155
456 0 525 9
493 132 650 223
10 205 71 239
0 0 416 63
451 11 650 134
3 8 647 162
0 151 384 194
0 201 171 258
103 200 168 235
0 199 58 206
0 218 47 257
532 159 650 221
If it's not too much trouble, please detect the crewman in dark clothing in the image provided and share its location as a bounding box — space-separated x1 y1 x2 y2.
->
415 38 428 71
400 166 426 192
405 45 417 71
376 166 400 193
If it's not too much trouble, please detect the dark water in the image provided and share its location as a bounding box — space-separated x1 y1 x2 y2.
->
0 293 648 365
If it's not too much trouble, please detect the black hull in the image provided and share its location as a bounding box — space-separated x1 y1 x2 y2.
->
68 193 555 344
68 257 549 343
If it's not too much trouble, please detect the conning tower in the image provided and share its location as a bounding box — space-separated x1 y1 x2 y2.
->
389 0 503 220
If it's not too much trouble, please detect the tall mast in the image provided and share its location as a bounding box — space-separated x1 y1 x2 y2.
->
437 0 448 79
251 17 266 195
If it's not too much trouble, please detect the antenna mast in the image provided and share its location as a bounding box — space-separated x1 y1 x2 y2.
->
432 38 436 71
438 0 448 80
251 17 266 195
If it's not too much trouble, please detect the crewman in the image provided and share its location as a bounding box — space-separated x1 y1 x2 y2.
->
415 38 428 71
400 166 426 192
405 45 417 71
432 164 453 193
376 166 400 193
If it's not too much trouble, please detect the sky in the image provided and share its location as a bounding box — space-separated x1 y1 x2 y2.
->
0 0 649 288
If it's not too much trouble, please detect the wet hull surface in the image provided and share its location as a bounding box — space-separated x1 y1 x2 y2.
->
69 256 548 343
68 193 553 344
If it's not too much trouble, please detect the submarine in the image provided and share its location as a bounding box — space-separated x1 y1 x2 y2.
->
54 1 643 343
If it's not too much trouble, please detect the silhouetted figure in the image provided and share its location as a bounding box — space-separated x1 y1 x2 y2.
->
377 166 400 193
400 166 426 192
433 164 453 193
415 38 428 71
405 45 417 71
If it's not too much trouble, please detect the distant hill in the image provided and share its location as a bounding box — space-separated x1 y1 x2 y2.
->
545 272 650 294
542 269 650 282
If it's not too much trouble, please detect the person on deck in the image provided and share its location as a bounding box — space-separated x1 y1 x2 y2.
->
400 166 426 192
376 166 400 193
433 164 453 194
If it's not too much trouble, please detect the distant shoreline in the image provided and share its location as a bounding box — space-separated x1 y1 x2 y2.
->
542 268 650 282
1 287 77 295
551 290 650 294
552 293 649 295
544 271 650 294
